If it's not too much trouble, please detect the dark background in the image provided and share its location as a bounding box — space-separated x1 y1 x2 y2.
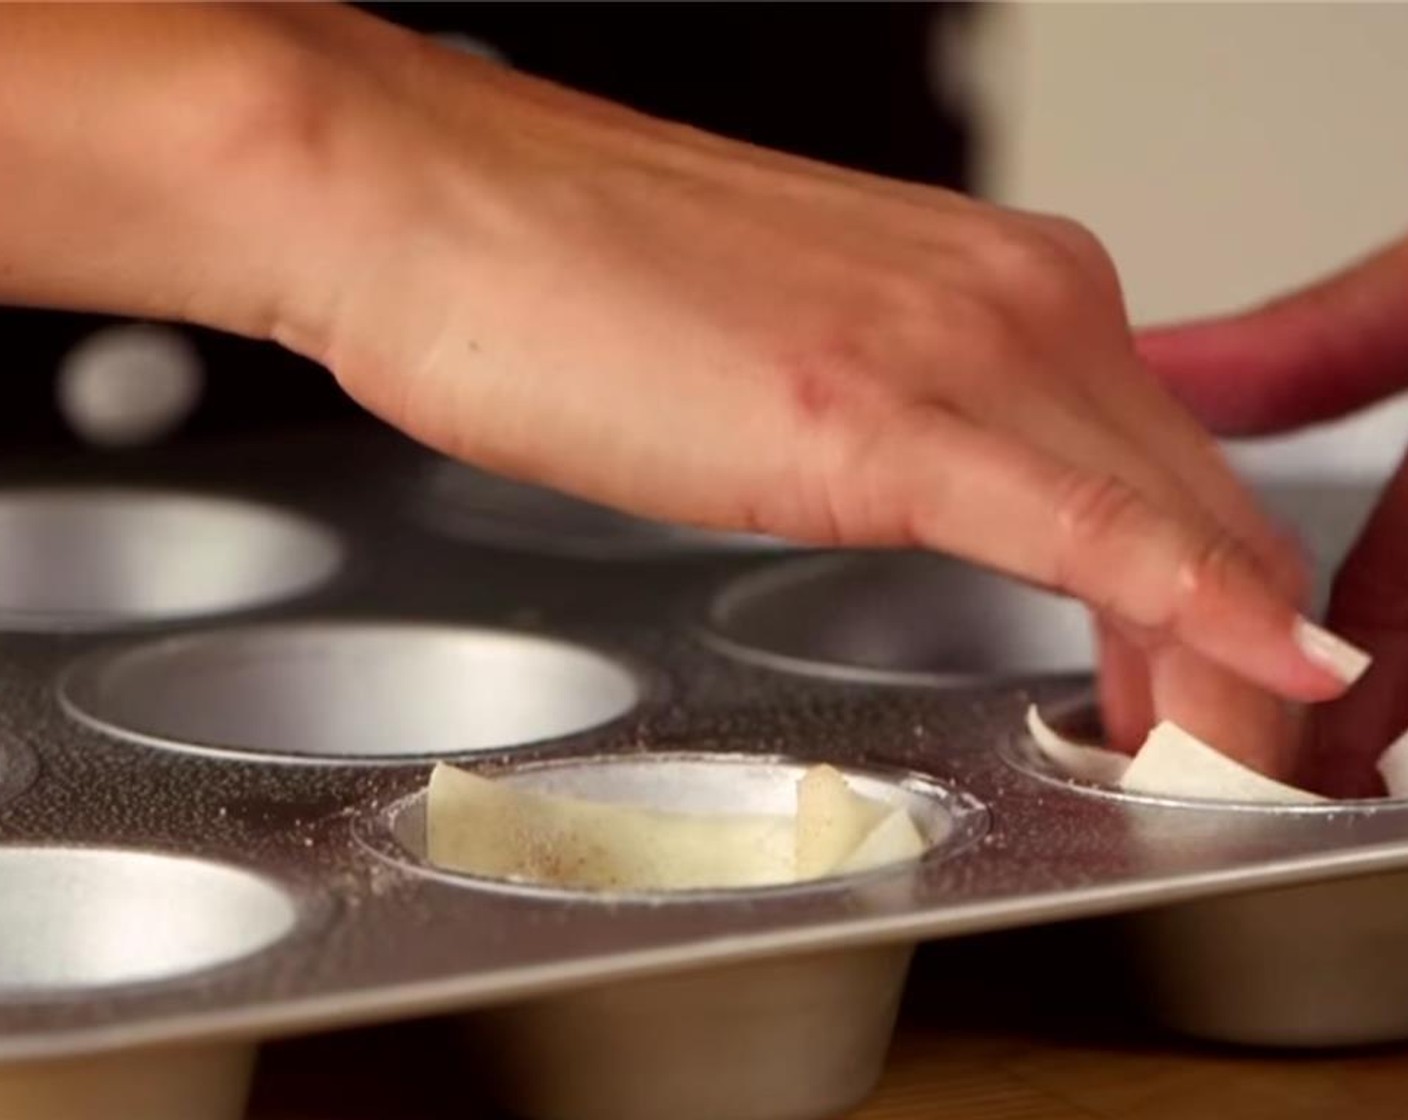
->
1 3 973 451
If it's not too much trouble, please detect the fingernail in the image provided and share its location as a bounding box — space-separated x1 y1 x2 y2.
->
1294 617 1372 685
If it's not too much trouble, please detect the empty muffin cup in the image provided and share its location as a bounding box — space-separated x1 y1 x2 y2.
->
703 552 1094 685
1008 699 1408 1046
373 753 983 1120
60 622 642 763
413 459 785 559
0 489 342 630
0 847 297 1120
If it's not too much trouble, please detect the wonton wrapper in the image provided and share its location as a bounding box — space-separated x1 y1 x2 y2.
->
1025 706 1131 785
426 761 926 892
1026 704 1324 804
795 764 926 879
1377 728 1408 799
795 764 889 878
835 805 926 874
427 763 794 891
1120 722 1325 803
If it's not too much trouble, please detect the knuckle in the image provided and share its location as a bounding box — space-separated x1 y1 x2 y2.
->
1180 532 1251 603
932 286 1027 360
974 224 1089 312
1034 216 1119 280
870 268 946 323
1051 470 1150 600
1057 471 1146 548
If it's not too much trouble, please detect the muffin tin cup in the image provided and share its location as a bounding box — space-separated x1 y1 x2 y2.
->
0 847 297 1120
370 753 966 1120
1007 698 1408 1047
464 944 914 1120
1121 870 1408 1047
702 551 1095 685
0 1042 256 1120
0 847 298 993
368 752 985 903
0 489 342 631
59 622 643 764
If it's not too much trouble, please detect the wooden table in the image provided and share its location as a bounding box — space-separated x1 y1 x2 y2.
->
249 924 1408 1120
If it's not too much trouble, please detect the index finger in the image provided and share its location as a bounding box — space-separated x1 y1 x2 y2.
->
885 407 1370 703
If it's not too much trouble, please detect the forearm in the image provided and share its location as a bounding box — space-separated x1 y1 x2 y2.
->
0 3 343 340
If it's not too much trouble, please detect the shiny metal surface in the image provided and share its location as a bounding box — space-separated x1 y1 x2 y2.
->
1002 694 1408 1046
703 551 1095 684
1 428 1408 1079
59 622 642 762
1123 870 1408 1047
466 945 913 1120
0 1043 255 1120
413 458 787 558
0 742 37 810
372 753 984 901
0 489 341 630
0 849 295 990
394 756 945 1117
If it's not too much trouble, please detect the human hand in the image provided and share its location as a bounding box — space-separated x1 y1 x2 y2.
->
0 5 1361 769
265 7 1368 766
1139 238 1408 792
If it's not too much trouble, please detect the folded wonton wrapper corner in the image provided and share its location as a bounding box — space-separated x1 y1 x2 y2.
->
425 761 926 892
1024 706 1131 786
795 764 888 877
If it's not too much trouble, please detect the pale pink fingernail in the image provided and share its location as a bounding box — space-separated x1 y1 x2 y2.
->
1294 617 1372 685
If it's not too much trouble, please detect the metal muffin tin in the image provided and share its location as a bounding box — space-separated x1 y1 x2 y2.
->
0 425 1405 1119
59 622 642 763
0 488 342 631
702 550 1096 684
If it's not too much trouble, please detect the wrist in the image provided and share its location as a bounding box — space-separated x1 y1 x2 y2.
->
168 9 377 348
0 4 370 339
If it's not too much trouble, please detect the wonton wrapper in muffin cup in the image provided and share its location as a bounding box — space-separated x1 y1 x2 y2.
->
425 761 924 892
1026 705 1324 804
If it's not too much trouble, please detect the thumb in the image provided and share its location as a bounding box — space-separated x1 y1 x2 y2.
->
1136 237 1408 437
